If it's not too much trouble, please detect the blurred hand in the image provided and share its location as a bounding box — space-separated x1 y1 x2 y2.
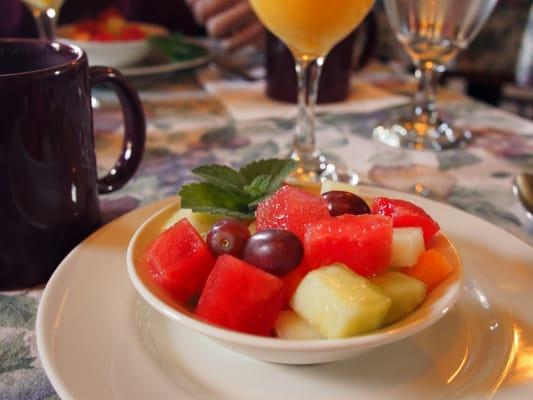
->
186 0 264 51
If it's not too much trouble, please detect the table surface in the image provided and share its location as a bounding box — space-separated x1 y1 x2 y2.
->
1 65 532 399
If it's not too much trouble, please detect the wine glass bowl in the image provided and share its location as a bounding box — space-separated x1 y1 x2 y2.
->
373 0 498 150
250 0 375 183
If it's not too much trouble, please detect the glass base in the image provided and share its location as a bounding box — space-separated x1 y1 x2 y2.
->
285 150 359 190
373 118 472 151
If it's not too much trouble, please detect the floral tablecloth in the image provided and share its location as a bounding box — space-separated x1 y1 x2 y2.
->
1 66 532 399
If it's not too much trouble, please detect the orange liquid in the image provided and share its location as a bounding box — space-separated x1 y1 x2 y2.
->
250 0 374 61
22 0 65 10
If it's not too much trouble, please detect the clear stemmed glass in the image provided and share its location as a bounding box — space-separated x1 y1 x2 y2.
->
21 0 65 40
250 0 374 184
374 0 498 150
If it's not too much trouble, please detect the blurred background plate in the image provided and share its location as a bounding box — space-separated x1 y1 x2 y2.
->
58 22 210 76
119 39 210 77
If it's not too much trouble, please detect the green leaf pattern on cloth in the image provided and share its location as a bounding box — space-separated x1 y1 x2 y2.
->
0 294 37 330
0 333 34 374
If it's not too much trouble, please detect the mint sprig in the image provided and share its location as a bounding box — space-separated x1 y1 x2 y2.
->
179 158 296 218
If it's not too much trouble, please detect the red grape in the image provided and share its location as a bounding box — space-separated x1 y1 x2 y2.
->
206 219 251 258
322 191 370 217
242 230 303 277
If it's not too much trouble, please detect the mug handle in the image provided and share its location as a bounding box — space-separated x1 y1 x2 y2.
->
354 11 378 70
89 66 146 194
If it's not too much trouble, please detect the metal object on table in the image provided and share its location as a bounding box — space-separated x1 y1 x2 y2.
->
514 172 533 216
210 55 264 82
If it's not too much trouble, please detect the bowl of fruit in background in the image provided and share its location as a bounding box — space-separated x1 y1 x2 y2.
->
57 8 168 67
127 159 463 365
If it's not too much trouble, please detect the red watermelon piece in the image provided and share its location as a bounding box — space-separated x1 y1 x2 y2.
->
145 219 216 303
304 214 393 277
196 255 284 336
281 263 311 306
255 185 330 243
371 197 440 244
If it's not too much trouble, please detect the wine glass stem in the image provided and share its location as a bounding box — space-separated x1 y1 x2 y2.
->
33 8 57 40
292 57 324 163
414 61 439 124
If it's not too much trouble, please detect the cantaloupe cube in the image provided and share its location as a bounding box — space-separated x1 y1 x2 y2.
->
274 310 323 340
248 220 257 235
320 179 374 205
371 272 427 325
162 208 224 237
406 249 454 292
390 228 425 267
291 264 391 338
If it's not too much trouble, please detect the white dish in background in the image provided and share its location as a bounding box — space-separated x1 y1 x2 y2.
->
58 22 169 68
126 201 462 365
118 47 210 78
36 188 533 399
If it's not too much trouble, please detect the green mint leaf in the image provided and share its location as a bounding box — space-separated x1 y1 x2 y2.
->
179 182 251 217
192 165 247 193
239 159 296 194
247 194 271 208
179 158 296 219
187 207 253 219
150 33 208 61
243 175 271 198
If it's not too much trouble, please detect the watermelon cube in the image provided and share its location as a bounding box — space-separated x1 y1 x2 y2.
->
145 219 216 303
304 214 393 277
255 185 330 243
196 255 284 336
371 197 440 244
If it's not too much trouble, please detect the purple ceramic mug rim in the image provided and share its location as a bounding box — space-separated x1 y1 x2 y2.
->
0 38 86 80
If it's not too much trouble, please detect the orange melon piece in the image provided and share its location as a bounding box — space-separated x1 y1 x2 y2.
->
406 249 453 292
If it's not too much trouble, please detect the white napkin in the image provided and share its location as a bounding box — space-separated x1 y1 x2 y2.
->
197 68 409 122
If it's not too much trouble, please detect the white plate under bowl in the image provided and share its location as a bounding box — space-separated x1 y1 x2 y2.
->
36 188 533 399
126 201 462 365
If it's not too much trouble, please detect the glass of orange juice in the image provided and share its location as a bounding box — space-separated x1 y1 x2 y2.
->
250 0 375 183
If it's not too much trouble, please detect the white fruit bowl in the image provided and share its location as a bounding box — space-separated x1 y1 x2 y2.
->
127 200 463 365
58 22 168 67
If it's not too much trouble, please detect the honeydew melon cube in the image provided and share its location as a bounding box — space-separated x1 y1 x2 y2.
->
371 272 427 326
162 208 224 237
390 227 425 267
320 179 374 205
274 310 323 340
291 264 391 338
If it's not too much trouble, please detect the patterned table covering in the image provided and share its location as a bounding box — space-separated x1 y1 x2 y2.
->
1 66 532 399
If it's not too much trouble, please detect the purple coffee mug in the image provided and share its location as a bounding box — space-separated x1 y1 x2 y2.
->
0 39 145 289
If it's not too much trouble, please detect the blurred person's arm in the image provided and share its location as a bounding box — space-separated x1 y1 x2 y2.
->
186 0 264 51
118 0 202 35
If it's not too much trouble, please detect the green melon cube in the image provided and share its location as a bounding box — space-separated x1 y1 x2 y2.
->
371 272 427 326
291 264 391 338
274 310 323 340
162 208 224 237
390 227 425 267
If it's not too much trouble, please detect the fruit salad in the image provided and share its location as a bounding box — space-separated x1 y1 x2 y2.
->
67 8 149 41
143 159 455 339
